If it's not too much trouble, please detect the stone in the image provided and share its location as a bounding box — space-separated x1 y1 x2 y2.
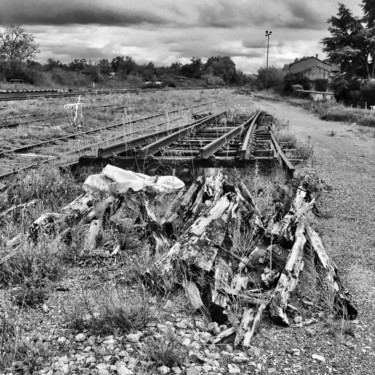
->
291 348 301 356
186 367 200 375
207 322 220 335
57 337 67 344
195 320 207 331
225 344 233 353
98 370 110 375
158 365 170 374
116 361 133 375
221 351 233 357
61 364 70 374
126 333 141 343
228 363 241 374
182 338 191 347
294 316 302 324
171 367 182 374
176 321 187 329
233 356 248 363
96 363 108 370
75 333 86 342
190 341 201 350
312 354 325 362
104 338 117 347
248 346 262 357
202 365 211 373
199 332 212 342
268 368 277 374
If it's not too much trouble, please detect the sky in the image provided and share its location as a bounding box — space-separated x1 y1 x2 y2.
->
0 0 364 74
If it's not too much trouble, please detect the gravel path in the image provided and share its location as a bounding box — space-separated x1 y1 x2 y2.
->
251 98 375 375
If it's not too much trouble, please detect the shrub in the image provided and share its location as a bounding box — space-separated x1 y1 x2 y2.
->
274 131 297 148
68 285 155 335
2 166 81 212
0 241 65 286
298 137 314 160
142 329 188 368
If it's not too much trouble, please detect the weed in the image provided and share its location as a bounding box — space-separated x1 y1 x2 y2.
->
274 131 297 148
327 130 336 137
1 166 81 212
10 285 48 308
142 328 188 368
0 313 51 372
297 136 314 161
68 284 155 335
0 240 65 286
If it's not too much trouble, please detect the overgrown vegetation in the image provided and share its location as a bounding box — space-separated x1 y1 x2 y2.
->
142 329 188 368
311 102 375 128
0 24 251 88
68 285 155 335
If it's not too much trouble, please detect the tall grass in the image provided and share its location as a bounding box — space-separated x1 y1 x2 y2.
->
312 102 375 127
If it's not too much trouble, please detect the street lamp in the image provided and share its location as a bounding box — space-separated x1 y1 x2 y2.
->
265 30 272 89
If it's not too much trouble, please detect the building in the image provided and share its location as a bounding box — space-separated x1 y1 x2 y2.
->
284 56 339 81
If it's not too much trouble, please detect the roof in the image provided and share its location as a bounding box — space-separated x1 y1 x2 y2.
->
285 56 335 75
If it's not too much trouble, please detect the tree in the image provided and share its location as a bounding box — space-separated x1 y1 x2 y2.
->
256 66 284 89
0 25 39 70
181 58 203 79
322 3 373 79
204 56 236 84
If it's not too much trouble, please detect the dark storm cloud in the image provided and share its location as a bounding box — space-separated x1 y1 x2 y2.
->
0 0 167 26
197 0 329 30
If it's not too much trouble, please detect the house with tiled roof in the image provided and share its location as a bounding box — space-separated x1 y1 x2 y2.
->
284 56 339 80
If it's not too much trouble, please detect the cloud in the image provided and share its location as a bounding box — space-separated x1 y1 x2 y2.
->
196 0 333 30
0 0 169 26
0 0 365 74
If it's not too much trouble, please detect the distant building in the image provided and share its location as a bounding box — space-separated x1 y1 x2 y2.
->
284 56 339 81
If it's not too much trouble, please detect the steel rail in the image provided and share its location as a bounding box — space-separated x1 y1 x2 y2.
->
0 106 220 180
137 112 226 159
270 132 295 178
239 111 262 160
199 111 258 159
0 100 223 157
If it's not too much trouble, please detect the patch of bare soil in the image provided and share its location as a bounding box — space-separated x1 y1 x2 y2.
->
250 98 375 375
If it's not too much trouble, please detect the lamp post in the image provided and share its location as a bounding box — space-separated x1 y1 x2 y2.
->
265 30 272 89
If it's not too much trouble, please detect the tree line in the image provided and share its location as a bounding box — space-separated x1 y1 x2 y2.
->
0 25 251 88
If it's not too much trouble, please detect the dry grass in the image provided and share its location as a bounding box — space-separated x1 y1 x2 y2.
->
312 102 375 128
68 284 156 335
0 89 228 175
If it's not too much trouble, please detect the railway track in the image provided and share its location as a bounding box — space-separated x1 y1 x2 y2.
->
75 110 302 178
0 87 222 102
0 100 223 179
0 103 130 129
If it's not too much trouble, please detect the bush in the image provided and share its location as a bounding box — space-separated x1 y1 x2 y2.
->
359 82 375 107
0 241 65 286
2 167 81 212
68 285 155 335
313 78 328 92
142 329 188 368
201 74 225 86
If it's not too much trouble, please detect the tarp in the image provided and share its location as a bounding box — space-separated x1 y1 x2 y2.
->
83 164 185 194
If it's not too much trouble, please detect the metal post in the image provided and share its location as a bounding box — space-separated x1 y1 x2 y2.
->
265 30 272 89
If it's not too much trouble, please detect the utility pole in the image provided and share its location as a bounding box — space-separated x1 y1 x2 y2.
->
265 30 272 89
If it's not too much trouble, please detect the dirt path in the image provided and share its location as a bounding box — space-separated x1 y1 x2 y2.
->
250 98 375 375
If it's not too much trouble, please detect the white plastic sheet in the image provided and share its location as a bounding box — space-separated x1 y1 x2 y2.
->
83 164 185 194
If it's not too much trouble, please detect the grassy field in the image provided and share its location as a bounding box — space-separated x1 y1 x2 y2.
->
0 89 230 175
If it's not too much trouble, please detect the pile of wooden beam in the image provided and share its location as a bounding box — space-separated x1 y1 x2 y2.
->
3 166 357 347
